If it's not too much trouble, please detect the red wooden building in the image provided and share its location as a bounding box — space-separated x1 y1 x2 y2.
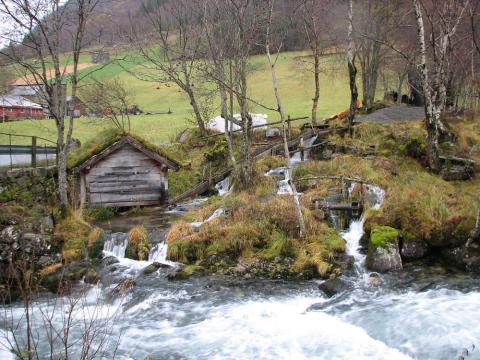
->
0 95 44 122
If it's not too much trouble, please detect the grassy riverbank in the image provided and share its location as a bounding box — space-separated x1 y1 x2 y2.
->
166 117 480 278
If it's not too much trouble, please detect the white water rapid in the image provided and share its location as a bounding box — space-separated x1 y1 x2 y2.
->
341 184 386 274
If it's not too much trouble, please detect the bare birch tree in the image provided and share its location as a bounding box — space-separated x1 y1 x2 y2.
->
266 0 306 239
80 78 134 133
201 0 239 172
347 0 359 135
129 0 207 135
0 0 101 211
412 0 469 171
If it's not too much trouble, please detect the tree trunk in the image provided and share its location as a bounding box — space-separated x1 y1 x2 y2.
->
396 73 406 105
238 59 252 187
186 88 206 135
347 0 358 136
219 80 238 170
466 209 480 248
413 0 441 172
312 47 320 125
266 1 306 239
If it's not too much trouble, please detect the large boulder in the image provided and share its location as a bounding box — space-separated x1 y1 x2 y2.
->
439 156 475 181
440 245 480 273
366 226 403 272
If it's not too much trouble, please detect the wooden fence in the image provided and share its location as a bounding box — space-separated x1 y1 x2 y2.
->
0 132 57 171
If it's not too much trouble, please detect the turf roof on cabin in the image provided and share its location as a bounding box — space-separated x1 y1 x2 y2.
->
68 128 181 170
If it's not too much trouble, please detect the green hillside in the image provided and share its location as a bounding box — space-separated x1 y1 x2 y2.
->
1 51 355 146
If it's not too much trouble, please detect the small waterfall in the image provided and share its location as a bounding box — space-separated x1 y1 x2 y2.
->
341 184 386 274
103 232 172 267
290 135 318 165
148 242 168 263
215 177 232 197
342 217 367 272
191 208 225 231
103 233 128 259
266 167 294 195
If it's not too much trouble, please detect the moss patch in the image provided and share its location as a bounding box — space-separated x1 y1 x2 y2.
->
371 226 399 248
68 128 181 169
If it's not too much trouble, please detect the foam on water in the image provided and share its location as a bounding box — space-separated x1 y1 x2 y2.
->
115 294 413 360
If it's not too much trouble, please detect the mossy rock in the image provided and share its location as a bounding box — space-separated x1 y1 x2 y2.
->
371 226 399 248
167 265 205 281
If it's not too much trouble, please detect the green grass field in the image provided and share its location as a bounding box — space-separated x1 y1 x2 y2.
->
0 51 362 146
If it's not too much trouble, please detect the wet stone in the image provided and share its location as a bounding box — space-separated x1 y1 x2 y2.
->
319 278 353 298
102 256 120 266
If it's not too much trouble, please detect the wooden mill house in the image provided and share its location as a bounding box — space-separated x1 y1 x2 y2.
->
75 135 180 208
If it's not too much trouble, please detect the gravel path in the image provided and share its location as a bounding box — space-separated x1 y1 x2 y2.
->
357 105 424 124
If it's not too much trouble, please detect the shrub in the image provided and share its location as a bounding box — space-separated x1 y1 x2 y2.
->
87 227 105 259
204 139 228 163
39 263 63 278
262 230 294 259
126 226 152 261
167 223 194 243
85 206 115 221
54 215 92 263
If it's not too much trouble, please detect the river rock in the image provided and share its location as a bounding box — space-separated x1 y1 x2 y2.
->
84 269 100 284
401 238 429 260
142 262 172 276
368 273 382 286
334 254 355 271
102 256 120 266
366 226 403 272
319 278 353 297
441 245 480 273
440 164 474 181
0 226 20 245
367 242 403 272
111 278 136 295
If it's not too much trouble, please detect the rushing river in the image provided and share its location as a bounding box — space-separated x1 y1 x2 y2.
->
1 139 480 359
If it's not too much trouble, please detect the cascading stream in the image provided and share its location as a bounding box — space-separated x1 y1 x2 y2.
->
340 184 386 276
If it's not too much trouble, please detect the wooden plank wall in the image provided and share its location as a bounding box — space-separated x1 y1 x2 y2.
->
85 144 167 207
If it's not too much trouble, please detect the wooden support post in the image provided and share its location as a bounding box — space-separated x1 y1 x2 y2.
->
288 115 292 139
31 136 37 168
9 134 12 170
